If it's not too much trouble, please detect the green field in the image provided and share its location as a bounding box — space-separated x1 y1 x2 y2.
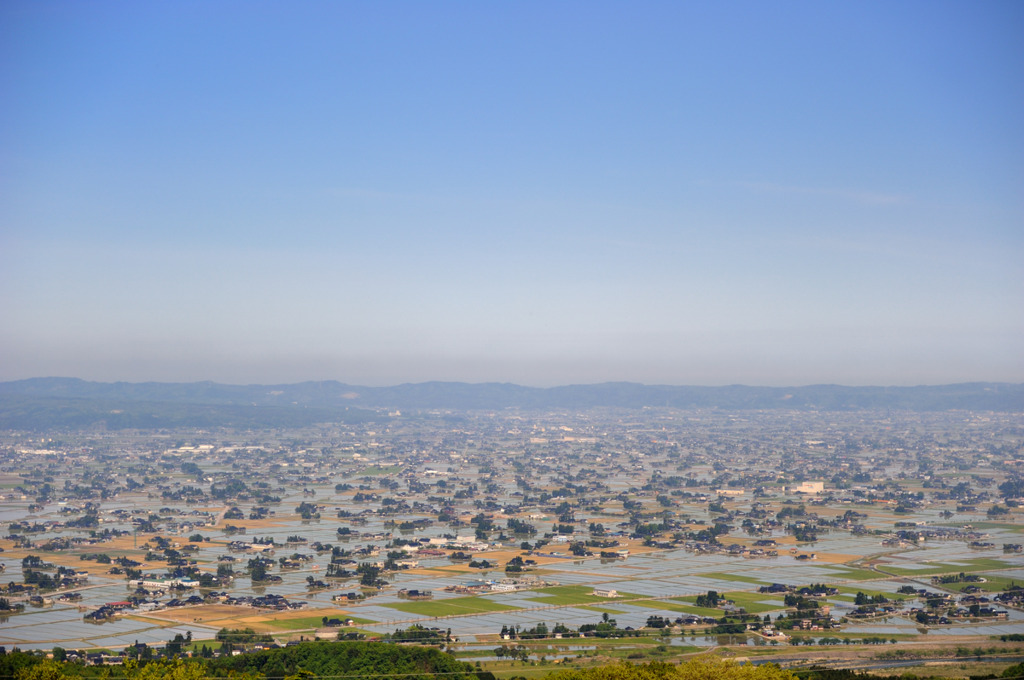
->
665 600 725 617
574 605 628 615
954 522 1024 534
590 643 703 661
954 558 1018 570
261 616 377 631
527 594 612 606
669 591 787 616
452 649 504 659
883 558 1016 576
266 616 334 630
382 596 521 617
834 585 905 600
632 600 707 614
526 585 642 606
476 639 702 678
694 571 770 585
823 567 885 582
719 591 787 613
938 574 1023 593
882 564 953 576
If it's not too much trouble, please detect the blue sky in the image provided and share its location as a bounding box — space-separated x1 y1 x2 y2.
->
2 1 1022 387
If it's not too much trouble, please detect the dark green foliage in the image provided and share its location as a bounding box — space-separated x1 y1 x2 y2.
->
777 505 807 519
506 518 536 535
1004 661 1024 677
383 625 449 644
695 590 721 608
207 640 486 680
933 572 982 585
999 477 1024 500
295 501 320 519
213 627 273 654
0 651 46 679
548 659 796 680
792 669 990 680
854 592 889 605
357 563 385 587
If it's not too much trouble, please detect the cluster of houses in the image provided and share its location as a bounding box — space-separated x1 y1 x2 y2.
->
681 541 779 558
227 541 275 553
396 588 432 600
43 638 314 667
1 568 89 597
906 598 1009 624
84 600 138 621
444 575 558 595
129 577 201 589
906 587 1009 624
84 592 307 621
884 526 994 547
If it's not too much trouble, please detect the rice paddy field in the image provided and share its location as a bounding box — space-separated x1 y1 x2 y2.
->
2 406 1023 675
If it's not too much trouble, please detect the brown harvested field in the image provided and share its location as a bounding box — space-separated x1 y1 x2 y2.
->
238 611 356 633
518 554 577 566
477 548 527 562
96 533 172 552
0 544 129 579
31 555 119 577
253 607 352 622
718 535 802 547
402 566 467 576
419 563 476 574
132 604 261 625
619 538 660 554
771 535 800 546
132 604 350 628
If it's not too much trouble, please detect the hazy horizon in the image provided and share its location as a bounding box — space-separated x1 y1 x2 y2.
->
2 2 1021 388
4 375 1021 391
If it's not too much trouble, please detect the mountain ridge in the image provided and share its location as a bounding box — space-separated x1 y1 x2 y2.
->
0 377 1022 431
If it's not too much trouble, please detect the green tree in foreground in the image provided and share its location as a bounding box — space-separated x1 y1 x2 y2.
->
547 658 796 680
15 660 75 680
122 660 217 680
209 641 486 680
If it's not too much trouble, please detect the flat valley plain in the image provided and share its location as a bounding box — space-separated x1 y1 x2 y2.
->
2 407 1024 674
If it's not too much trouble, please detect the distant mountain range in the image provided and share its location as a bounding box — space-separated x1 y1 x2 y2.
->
0 378 1021 430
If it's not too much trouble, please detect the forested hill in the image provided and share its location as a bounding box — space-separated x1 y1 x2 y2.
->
0 378 1021 430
